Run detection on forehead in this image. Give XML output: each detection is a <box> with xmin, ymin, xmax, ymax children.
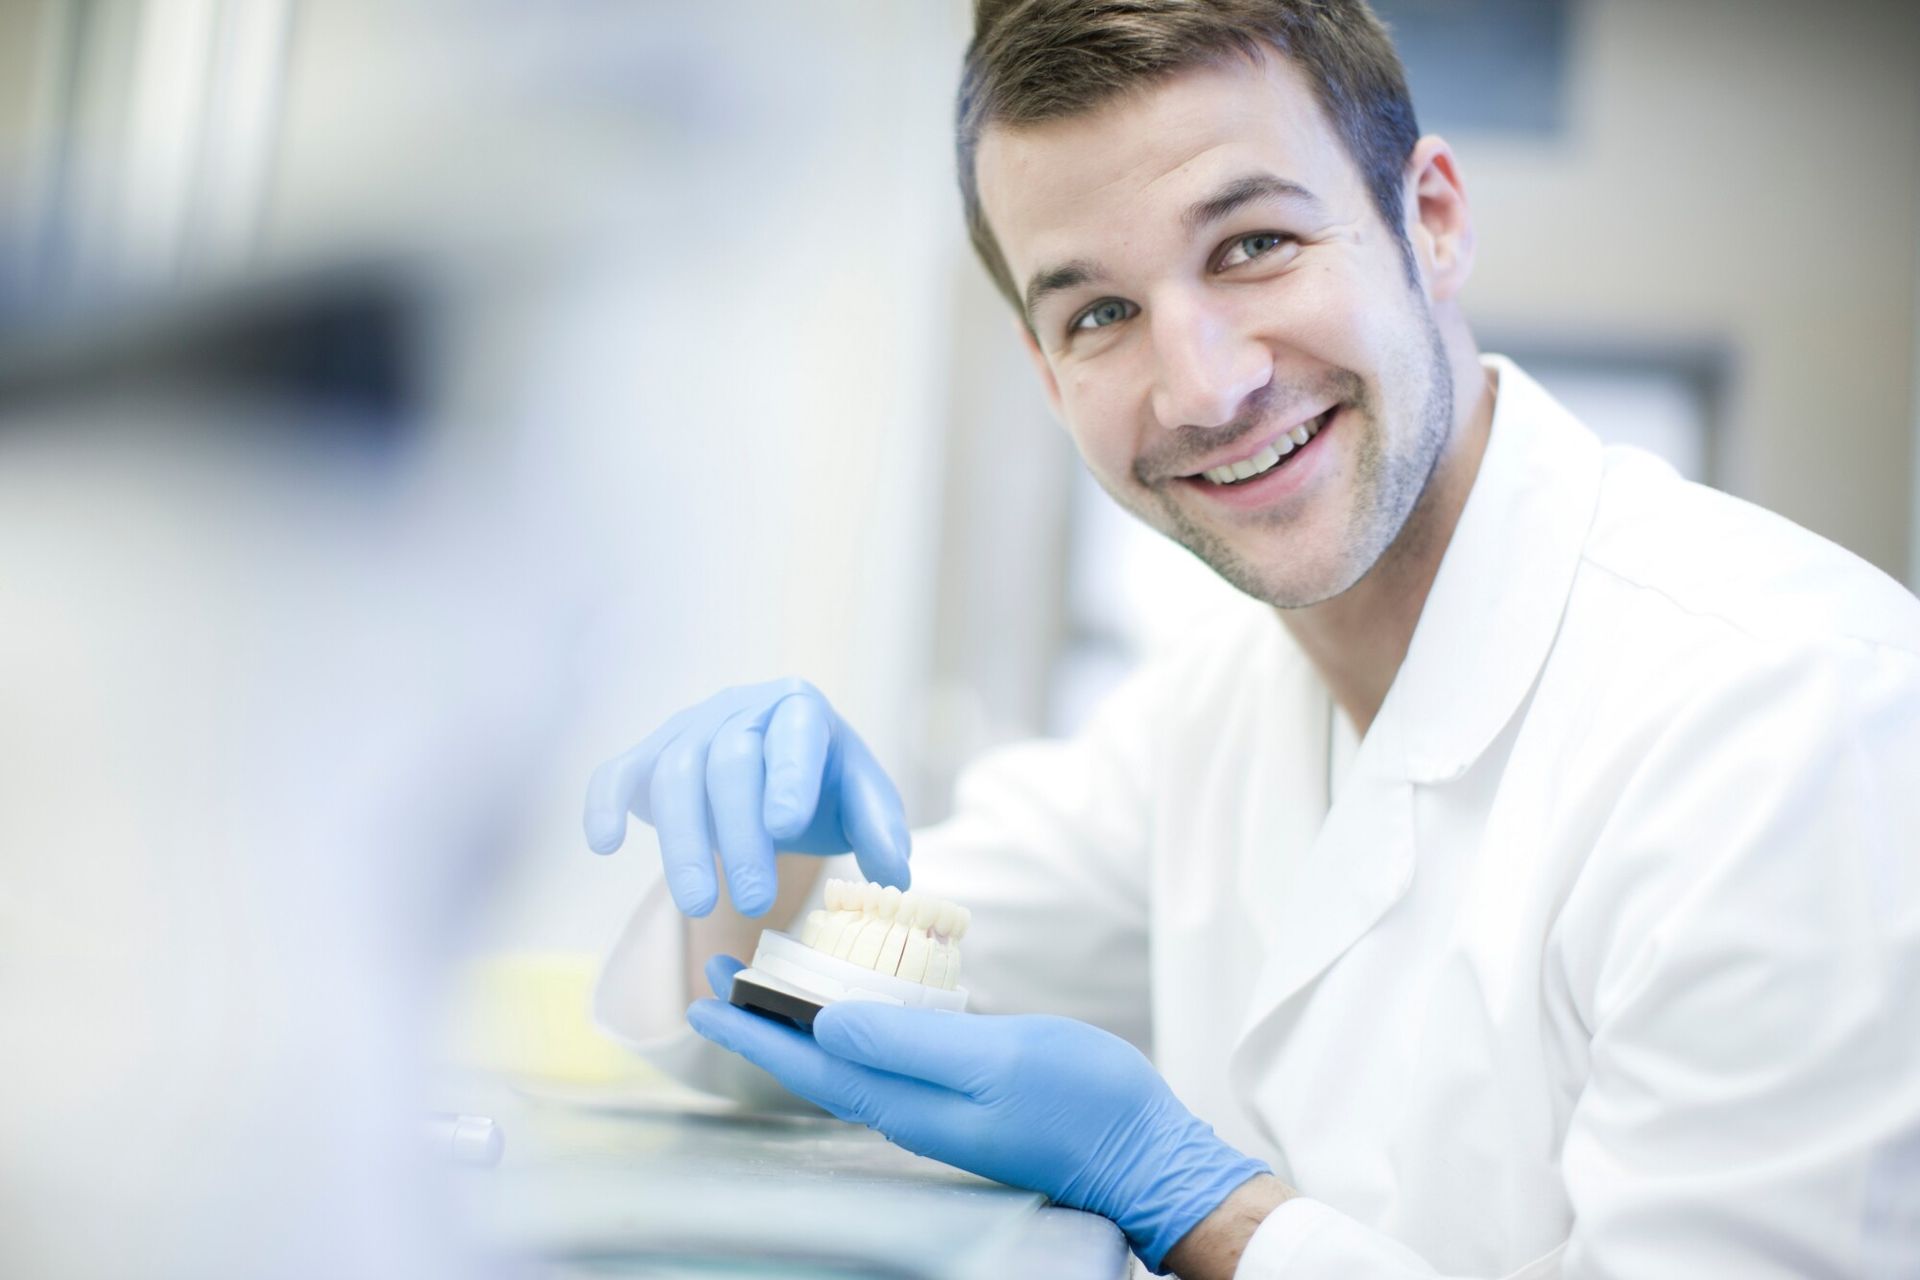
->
<box><xmin>976</xmin><ymin>49</ymin><xmax>1359</xmax><ymax>284</ymax></box>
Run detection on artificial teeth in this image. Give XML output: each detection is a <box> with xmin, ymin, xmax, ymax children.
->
<box><xmin>807</xmin><ymin>878</ymin><xmax>970</xmax><ymax>988</ymax></box>
<box><xmin>922</xmin><ymin>941</ymin><xmax>950</xmax><ymax>989</ymax></box>
<box><xmin>846</xmin><ymin>885</ymin><xmax>900</xmax><ymax>967</ymax></box>
<box><xmin>875</xmin><ymin>892</ymin><xmax>919</xmax><ymax>974</ymax></box>
<box><xmin>896</xmin><ymin>898</ymin><xmax>934</xmax><ymax>982</ymax></box>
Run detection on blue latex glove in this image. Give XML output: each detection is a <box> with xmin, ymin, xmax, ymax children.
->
<box><xmin>690</xmin><ymin>955</ymin><xmax>1270</xmax><ymax>1274</ymax></box>
<box><xmin>582</xmin><ymin>679</ymin><xmax>909</xmax><ymax>917</ymax></box>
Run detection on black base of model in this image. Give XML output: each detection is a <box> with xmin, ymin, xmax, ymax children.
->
<box><xmin>728</xmin><ymin>970</ymin><xmax>825</xmax><ymax>1033</ymax></box>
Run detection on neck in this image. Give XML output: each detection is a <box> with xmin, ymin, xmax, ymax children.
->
<box><xmin>1280</xmin><ymin>341</ymin><xmax>1495</xmax><ymax>739</ymax></box>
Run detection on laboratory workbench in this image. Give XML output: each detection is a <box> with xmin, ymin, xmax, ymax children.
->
<box><xmin>442</xmin><ymin>1075</ymin><xmax>1133</xmax><ymax>1279</ymax></box>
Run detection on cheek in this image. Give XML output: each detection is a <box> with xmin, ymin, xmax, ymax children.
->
<box><xmin>1252</xmin><ymin>259</ymin><xmax>1403</xmax><ymax>369</ymax></box>
<box><xmin>1059</xmin><ymin>369</ymin><xmax>1138</xmax><ymax>481</ymax></box>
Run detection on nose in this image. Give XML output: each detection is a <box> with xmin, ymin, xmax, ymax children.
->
<box><xmin>1147</xmin><ymin>293</ymin><xmax>1272</xmax><ymax>432</ymax></box>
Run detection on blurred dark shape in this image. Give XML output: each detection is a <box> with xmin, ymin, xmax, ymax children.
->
<box><xmin>0</xmin><ymin>265</ymin><xmax>424</xmax><ymax>449</ymax></box>
<box><xmin>1371</xmin><ymin>0</ymin><xmax>1571</xmax><ymax>136</ymax></box>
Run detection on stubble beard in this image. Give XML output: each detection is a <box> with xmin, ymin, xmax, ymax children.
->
<box><xmin>1140</xmin><ymin>312</ymin><xmax>1455</xmax><ymax>611</ymax></box>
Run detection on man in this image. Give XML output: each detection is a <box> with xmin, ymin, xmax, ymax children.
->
<box><xmin>585</xmin><ymin>2</ymin><xmax>1920</xmax><ymax>1275</ymax></box>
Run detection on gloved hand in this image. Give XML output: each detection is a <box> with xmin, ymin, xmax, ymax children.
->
<box><xmin>582</xmin><ymin>679</ymin><xmax>909</xmax><ymax>917</ymax></box>
<box><xmin>690</xmin><ymin>955</ymin><xmax>1270</xmax><ymax>1274</ymax></box>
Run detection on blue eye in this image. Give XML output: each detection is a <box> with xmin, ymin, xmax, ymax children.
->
<box><xmin>1219</xmin><ymin>232</ymin><xmax>1295</xmax><ymax>270</ymax></box>
<box><xmin>1071</xmin><ymin>298</ymin><xmax>1135</xmax><ymax>333</ymax></box>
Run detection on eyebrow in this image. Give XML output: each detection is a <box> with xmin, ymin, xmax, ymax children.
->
<box><xmin>1021</xmin><ymin>172</ymin><xmax>1324</xmax><ymax>327</ymax></box>
<box><xmin>1182</xmin><ymin>171</ymin><xmax>1324</xmax><ymax>236</ymax></box>
<box><xmin>1024</xmin><ymin>259</ymin><xmax>1108</xmax><ymax>328</ymax></box>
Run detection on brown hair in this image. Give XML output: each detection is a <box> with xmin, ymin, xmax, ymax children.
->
<box><xmin>957</xmin><ymin>0</ymin><xmax>1422</xmax><ymax>314</ymax></box>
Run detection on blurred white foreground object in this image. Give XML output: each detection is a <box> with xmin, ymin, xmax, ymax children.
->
<box><xmin>427</xmin><ymin>1114</ymin><xmax>505</xmax><ymax>1168</ymax></box>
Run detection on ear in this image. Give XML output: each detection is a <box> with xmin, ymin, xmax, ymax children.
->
<box><xmin>1402</xmin><ymin>136</ymin><xmax>1476</xmax><ymax>303</ymax></box>
<box><xmin>1013</xmin><ymin>316</ymin><xmax>1066</xmax><ymax>423</ymax></box>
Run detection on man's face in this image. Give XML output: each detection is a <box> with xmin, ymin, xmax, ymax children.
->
<box><xmin>976</xmin><ymin>50</ymin><xmax>1454</xmax><ymax>608</ymax></box>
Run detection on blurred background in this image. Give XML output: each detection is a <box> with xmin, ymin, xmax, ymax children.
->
<box><xmin>0</xmin><ymin>0</ymin><xmax>1914</xmax><ymax>1274</ymax></box>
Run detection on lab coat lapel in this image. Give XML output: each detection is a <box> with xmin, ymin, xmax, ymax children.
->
<box><xmin>1233</xmin><ymin>680</ymin><xmax>1417</xmax><ymax>1051</ymax></box>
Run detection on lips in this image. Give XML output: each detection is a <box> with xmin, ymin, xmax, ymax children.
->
<box><xmin>1173</xmin><ymin>403</ymin><xmax>1340</xmax><ymax>510</ymax></box>
<box><xmin>1167</xmin><ymin>404</ymin><xmax>1336</xmax><ymax>485</ymax></box>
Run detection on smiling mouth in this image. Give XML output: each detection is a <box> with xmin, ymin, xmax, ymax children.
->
<box><xmin>1192</xmin><ymin>406</ymin><xmax>1337</xmax><ymax>487</ymax></box>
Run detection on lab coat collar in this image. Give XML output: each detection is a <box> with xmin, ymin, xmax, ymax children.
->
<box><xmin>1395</xmin><ymin>355</ymin><xmax>1604</xmax><ymax>784</ymax></box>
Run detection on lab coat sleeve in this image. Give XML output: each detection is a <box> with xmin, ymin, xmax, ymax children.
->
<box><xmin>1231</xmin><ymin>641</ymin><xmax>1920</xmax><ymax>1279</ymax></box>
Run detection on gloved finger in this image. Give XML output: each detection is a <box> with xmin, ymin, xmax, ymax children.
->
<box><xmin>581</xmin><ymin>714</ymin><xmax>687</xmax><ymax>854</ymax></box>
<box><xmin>762</xmin><ymin>688</ymin><xmax>831</xmax><ymax>842</ymax></box>
<box><xmin>687</xmin><ymin>998</ymin><xmax>928</xmax><ymax>1124</ymax></box>
<box><xmin>650</xmin><ymin>730</ymin><xmax>720</xmax><ymax>916</ymax></box>
<box><xmin>811</xmin><ymin>1002</ymin><xmax>991</xmax><ymax>1094</ymax></box>
<box><xmin>836</xmin><ymin>738</ymin><xmax>911</xmax><ymax>889</ymax></box>
<box><xmin>704</xmin><ymin>953</ymin><xmax>747</xmax><ymax>1000</ymax></box>
<box><xmin>706</xmin><ymin>710</ymin><xmax>777</xmax><ymax>915</ymax></box>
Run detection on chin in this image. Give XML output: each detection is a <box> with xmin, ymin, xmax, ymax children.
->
<box><xmin>1184</xmin><ymin>534</ymin><xmax>1362</xmax><ymax>610</ymax></box>
<box><xmin>1237</xmin><ymin>565</ymin><xmax>1359</xmax><ymax>611</ymax></box>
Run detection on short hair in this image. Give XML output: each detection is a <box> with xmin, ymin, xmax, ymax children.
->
<box><xmin>956</xmin><ymin>0</ymin><xmax>1422</xmax><ymax>314</ymax></box>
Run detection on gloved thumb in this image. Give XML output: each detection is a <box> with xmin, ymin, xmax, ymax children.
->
<box><xmin>704</xmin><ymin>953</ymin><xmax>747</xmax><ymax>1000</ymax></box>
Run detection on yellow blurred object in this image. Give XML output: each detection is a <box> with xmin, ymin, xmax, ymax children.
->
<box><xmin>443</xmin><ymin>951</ymin><xmax>663</xmax><ymax>1085</ymax></box>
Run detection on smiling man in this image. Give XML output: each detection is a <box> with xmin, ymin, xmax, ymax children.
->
<box><xmin>974</xmin><ymin>24</ymin><xmax>1485</xmax><ymax>737</ymax></box>
<box><xmin>585</xmin><ymin>3</ymin><xmax>1920</xmax><ymax>1277</ymax></box>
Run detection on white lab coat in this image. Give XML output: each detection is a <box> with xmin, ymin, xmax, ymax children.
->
<box><xmin>600</xmin><ymin>357</ymin><xmax>1920</xmax><ymax>1277</ymax></box>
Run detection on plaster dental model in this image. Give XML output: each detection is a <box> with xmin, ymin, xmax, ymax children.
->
<box><xmin>728</xmin><ymin>879</ymin><xmax>971</xmax><ymax>1031</ymax></box>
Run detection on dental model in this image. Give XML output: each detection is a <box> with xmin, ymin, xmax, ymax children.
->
<box><xmin>728</xmin><ymin>879</ymin><xmax>971</xmax><ymax>1032</ymax></box>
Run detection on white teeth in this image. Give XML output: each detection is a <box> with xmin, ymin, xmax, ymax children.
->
<box><xmin>1228</xmin><ymin>444</ymin><xmax>1282</xmax><ymax>482</ymax></box>
<box><xmin>876</xmin><ymin>918</ymin><xmax>913</xmax><ymax>975</ymax></box>
<box><xmin>922</xmin><ymin>942</ymin><xmax>950</xmax><ymax>989</ymax></box>
<box><xmin>846</xmin><ymin>915</ymin><xmax>890</xmax><ymax>968</ymax></box>
<box><xmin>815</xmin><ymin>909</ymin><xmax>854</xmax><ymax>955</ymax></box>
<box><xmin>896</xmin><ymin>924</ymin><xmax>931</xmax><ymax>982</ymax></box>
<box><xmin>923</xmin><ymin>940</ymin><xmax>958</xmax><ymax>990</ymax></box>
<box><xmin>810</xmin><ymin>880</ymin><xmax>966</xmax><ymax>987</ymax></box>
<box><xmin>1196</xmin><ymin>407</ymin><xmax>1338</xmax><ymax>484</ymax></box>
<box><xmin>1201</xmin><ymin>437</ymin><xmax>1292</xmax><ymax>486</ymax></box>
